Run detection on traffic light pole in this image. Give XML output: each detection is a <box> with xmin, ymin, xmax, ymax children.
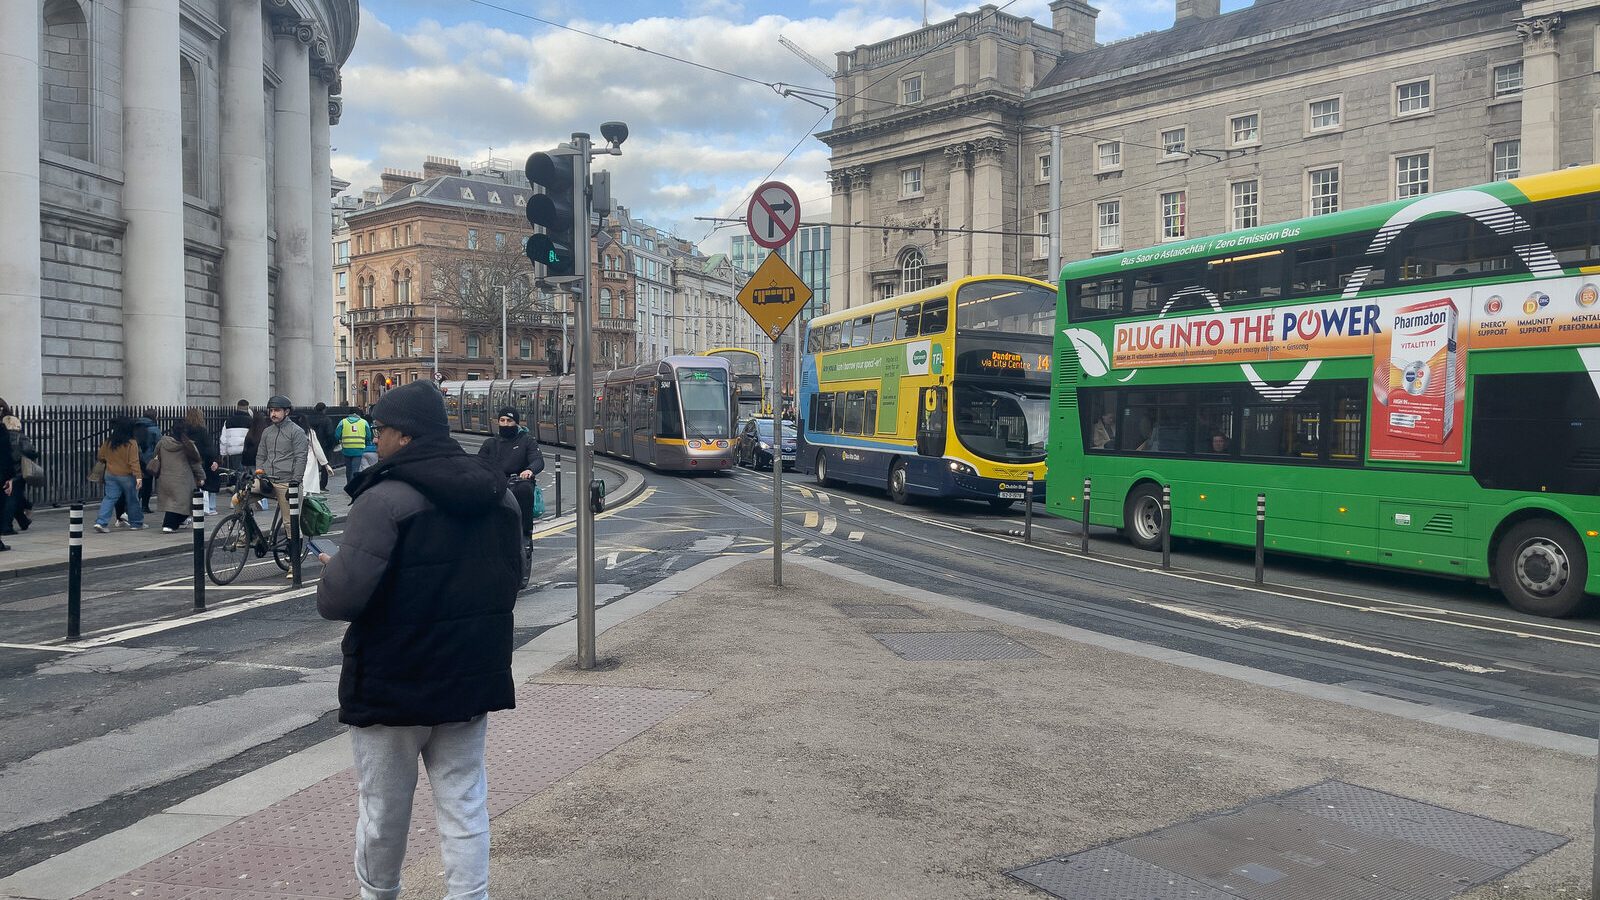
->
<box><xmin>571</xmin><ymin>132</ymin><xmax>597</xmax><ymax>671</ymax></box>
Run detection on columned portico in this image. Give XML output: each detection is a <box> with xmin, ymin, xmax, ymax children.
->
<box><xmin>121</xmin><ymin>0</ymin><xmax>190</xmax><ymax>404</ymax></box>
<box><xmin>272</xmin><ymin>18</ymin><xmax>316</xmax><ymax>404</ymax></box>
<box><xmin>969</xmin><ymin>137</ymin><xmax>1006</xmax><ymax>273</ymax></box>
<box><xmin>846</xmin><ymin>166</ymin><xmax>871</xmax><ymax>308</ymax></box>
<box><xmin>944</xmin><ymin>143</ymin><xmax>973</xmax><ymax>282</ymax></box>
<box><xmin>220</xmin><ymin>0</ymin><xmax>272</xmax><ymax>404</ymax></box>
<box><xmin>1517</xmin><ymin>13</ymin><xmax>1564</xmax><ymax>175</ymax></box>
<box><xmin>0</xmin><ymin>1</ymin><xmax>43</xmax><ymax>404</ymax></box>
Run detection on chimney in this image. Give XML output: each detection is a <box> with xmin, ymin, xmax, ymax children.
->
<box><xmin>379</xmin><ymin>168</ymin><xmax>422</xmax><ymax>197</ymax></box>
<box><xmin>1175</xmin><ymin>0</ymin><xmax>1221</xmax><ymax>23</ymax></box>
<box><xmin>422</xmin><ymin>155</ymin><xmax>462</xmax><ymax>179</ymax></box>
<box><xmin>1049</xmin><ymin>0</ymin><xmax>1098</xmax><ymax>53</ymax></box>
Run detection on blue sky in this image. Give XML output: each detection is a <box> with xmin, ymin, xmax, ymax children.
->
<box><xmin>333</xmin><ymin>1</ymin><xmax>1252</xmax><ymax>254</ymax></box>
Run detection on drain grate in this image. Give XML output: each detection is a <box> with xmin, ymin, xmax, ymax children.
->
<box><xmin>871</xmin><ymin>630</ymin><xmax>1041</xmax><ymax>661</ymax></box>
<box><xmin>1008</xmin><ymin>780</ymin><xmax>1566</xmax><ymax>900</ymax></box>
<box><xmin>836</xmin><ymin>603</ymin><xmax>928</xmax><ymax>619</ymax></box>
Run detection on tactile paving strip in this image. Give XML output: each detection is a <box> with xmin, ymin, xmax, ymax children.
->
<box><xmin>836</xmin><ymin>603</ymin><xmax>928</xmax><ymax>619</ymax></box>
<box><xmin>871</xmin><ymin>630</ymin><xmax>1042</xmax><ymax>661</ymax></box>
<box><xmin>1008</xmin><ymin>780</ymin><xmax>1567</xmax><ymax>900</ymax></box>
<box><xmin>75</xmin><ymin>683</ymin><xmax>702</xmax><ymax>899</ymax></box>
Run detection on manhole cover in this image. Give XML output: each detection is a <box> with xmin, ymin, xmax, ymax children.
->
<box><xmin>1008</xmin><ymin>780</ymin><xmax>1566</xmax><ymax>899</ymax></box>
<box><xmin>871</xmin><ymin>630</ymin><xmax>1041</xmax><ymax>661</ymax></box>
<box><xmin>836</xmin><ymin>603</ymin><xmax>927</xmax><ymax>619</ymax></box>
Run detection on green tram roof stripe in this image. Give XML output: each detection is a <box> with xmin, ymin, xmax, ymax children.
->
<box><xmin>1058</xmin><ymin>179</ymin><xmax>1535</xmax><ymax>283</ymax></box>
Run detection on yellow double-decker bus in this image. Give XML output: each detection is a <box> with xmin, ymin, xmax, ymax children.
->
<box><xmin>797</xmin><ymin>275</ymin><xmax>1054</xmax><ymax>509</ymax></box>
<box><xmin>702</xmin><ymin>347</ymin><xmax>765</xmax><ymax>423</ymax></box>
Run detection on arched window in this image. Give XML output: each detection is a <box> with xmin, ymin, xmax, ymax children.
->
<box><xmin>360</xmin><ymin>275</ymin><xmax>373</xmax><ymax>308</ymax></box>
<box><xmin>599</xmin><ymin>287</ymin><xmax>612</xmax><ymax>318</ymax></box>
<box><xmin>900</xmin><ymin>248</ymin><xmax>925</xmax><ymax>293</ymax></box>
<box><xmin>391</xmin><ymin>270</ymin><xmax>400</xmax><ymax>305</ymax></box>
<box><xmin>398</xmin><ymin>269</ymin><xmax>412</xmax><ymax>303</ymax></box>
<box><xmin>180</xmin><ymin>57</ymin><xmax>200</xmax><ymax>196</ymax></box>
<box><xmin>40</xmin><ymin>0</ymin><xmax>91</xmax><ymax>161</ymax></box>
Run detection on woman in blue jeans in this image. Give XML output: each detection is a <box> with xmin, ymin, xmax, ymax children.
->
<box><xmin>94</xmin><ymin>418</ymin><xmax>146</xmax><ymax>532</ymax></box>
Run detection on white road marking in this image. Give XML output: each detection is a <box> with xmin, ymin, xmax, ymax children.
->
<box><xmin>212</xmin><ymin>659</ymin><xmax>325</xmax><ymax>675</ymax></box>
<box><xmin>66</xmin><ymin>586</ymin><xmax>320</xmax><ymax>649</ymax></box>
<box><xmin>820</xmin><ymin>516</ymin><xmax>837</xmax><ymax>536</ymax></box>
<box><xmin>847</xmin><ymin>531</ymin><xmax>864</xmax><ymax>542</ymax></box>
<box><xmin>797</xmin><ymin>487</ymin><xmax>814</xmax><ymax>499</ymax></box>
<box><xmin>815</xmin><ymin>491</ymin><xmax>831</xmax><ymax>504</ymax></box>
<box><xmin>136</xmin><ymin>577</ymin><xmax>262</xmax><ymax>592</ymax></box>
<box><xmin>0</xmin><ymin>642</ymin><xmax>83</xmax><ymax>654</ymax></box>
<box><xmin>802</xmin><ymin>511</ymin><xmax>819</xmax><ymax>528</ymax></box>
<box><xmin>1126</xmin><ymin>597</ymin><xmax>1504</xmax><ymax>674</ymax></box>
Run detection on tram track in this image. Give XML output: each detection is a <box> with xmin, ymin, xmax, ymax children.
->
<box><xmin>682</xmin><ymin>472</ymin><xmax>1600</xmax><ymax>735</ymax></box>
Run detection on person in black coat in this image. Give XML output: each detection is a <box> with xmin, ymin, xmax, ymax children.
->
<box><xmin>184</xmin><ymin>407</ymin><xmax>220</xmax><ymax>515</ymax></box>
<box><xmin>0</xmin><ymin>401</ymin><xmax>13</xmax><ymax>552</ymax></box>
<box><xmin>476</xmin><ymin>407</ymin><xmax>545</xmax><ymax>537</ymax></box>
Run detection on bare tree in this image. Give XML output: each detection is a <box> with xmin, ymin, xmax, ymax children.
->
<box><xmin>420</xmin><ymin>209</ymin><xmax>562</xmax><ymax>368</ymax></box>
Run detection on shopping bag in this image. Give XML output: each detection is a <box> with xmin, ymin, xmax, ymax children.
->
<box><xmin>300</xmin><ymin>495</ymin><xmax>333</xmax><ymax>537</ymax></box>
<box><xmin>531</xmin><ymin>483</ymin><xmax>546</xmax><ymax>519</ymax></box>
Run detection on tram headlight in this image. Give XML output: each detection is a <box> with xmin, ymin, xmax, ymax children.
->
<box><xmin>688</xmin><ymin>439</ymin><xmax>703</xmax><ymax>449</ymax></box>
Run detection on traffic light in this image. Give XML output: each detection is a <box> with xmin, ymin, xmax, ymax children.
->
<box><xmin>524</xmin><ymin>150</ymin><xmax>577</xmax><ymax>278</ymax></box>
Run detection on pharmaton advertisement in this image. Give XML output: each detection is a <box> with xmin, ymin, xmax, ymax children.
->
<box><xmin>1370</xmin><ymin>296</ymin><xmax>1465</xmax><ymax>463</ymax></box>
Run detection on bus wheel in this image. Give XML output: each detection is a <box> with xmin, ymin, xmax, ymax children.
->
<box><xmin>1123</xmin><ymin>484</ymin><xmax>1164</xmax><ymax>552</ymax></box>
<box><xmin>888</xmin><ymin>460</ymin><xmax>912</xmax><ymax>505</ymax></box>
<box><xmin>1495</xmin><ymin>519</ymin><xmax>1589</xmax><ymax>617</ymax></box>
<box><xmin>815</xmin><ymin>452</ymin><xmax>833</xmax><ymax>487</ymax></box>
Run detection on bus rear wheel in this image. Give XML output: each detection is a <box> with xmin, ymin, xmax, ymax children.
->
<box><xmin>814</xmin><ymin>452</ymin><xmax>834</xmax><ymax>487</ymax></box>
<box><xmin>1495</xmin><ymin>518</ymin><xmax>1589</xmax><ymax>617</ymax></box>
<box><xmin>1123</xmin><ymin>484</ymin><xmax>1164</xmax><ymax>552</ymax></box>
<box><xmin>888</xmin><ymin>460</ymin><xmax>912</xmax><ymax>505</ymax></box>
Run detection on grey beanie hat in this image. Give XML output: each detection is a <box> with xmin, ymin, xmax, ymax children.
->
<box><xmin>370</xmin><ymin>381</ymin><xmax>449</xmax><ymax>438</ymax></box>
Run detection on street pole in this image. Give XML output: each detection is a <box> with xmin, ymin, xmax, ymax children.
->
<box><xmin>772</xmin><ymin>320</ymin><xmax>787</xmax><ymax>586</ymax></box>
<box><xmin>1048</xmin><ymin>125</ymin><xmax>1061</xmax><ymax>279</ymax></box>
<box><xmin>561</xmin><ymin>288</ymin><xmax>570</xmax><ymax>376</ymax></box>
<box><xmin>572</xmin><ymin>132</ymin><xmax>597</xmax><ymax>670</ymax></box>
<box><xmin>500</xmin><ymin>284</ymin><xmax>508</xmax><ymax>380</ymax></box>
<box><xmin>432</xmin><ymin>300</ymin><xmax>439</xmax><ymax>379</ymax></box>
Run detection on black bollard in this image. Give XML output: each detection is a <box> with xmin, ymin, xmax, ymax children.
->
<box><xmin>1023</xmin><ymin>473</ymin><xmax>1034</xmax><ymax>544</ymax></box>
<box><xmin>554</xmin><ymin>454</ymin><xmax>562</xmax><ymax>517</ymax></box>
<box><xmin>1080</xmin><ymin>478</ymin><xmax>1091</xmax><ymax>554</ymax></box>
<box><xmin>289</xmin><ymin>481</ymin><xmax>302</xmax><ymax>588</ymax></box>
<box><xmin>67</xmin><ymin>504</ymin><xmax>83</xmax><ymax>639</ymax></box>
<box><xmin>1255</xmin><ymin>492</ymin><xmax>1267</xmax><ymax>585</ymax></box>
<box><xmin>191</xmin><ymin>490</ymin><xmax>206</xmax><ymax>611</ymax></box>
<box><xmin>1161</xmin><ymin>483</ymin><xmax>1172</xmax><ymax>570</ymax></box>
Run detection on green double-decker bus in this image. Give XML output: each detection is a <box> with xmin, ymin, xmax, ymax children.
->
<box><xmin>1047</xmin><ymin>165</ymin><xmax>1600</xmax><ymax>617</ymax></box>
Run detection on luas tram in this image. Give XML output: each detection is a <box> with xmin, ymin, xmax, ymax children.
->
<box><xmin>440</xmin><ymin>356</ymin><xmax>735</xmax><ymax>472</ymax></box>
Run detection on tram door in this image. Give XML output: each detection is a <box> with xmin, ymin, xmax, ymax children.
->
<box><xmin>917</xmin><ymin>386</ymin><xmax>946</xmax><ymax>457</ymax></box>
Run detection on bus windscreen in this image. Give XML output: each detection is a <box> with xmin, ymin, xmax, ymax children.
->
<box><xmin>955</xmin><ymin>281</ymin><xmax>1056</xmax><ymax>335</ymax></box>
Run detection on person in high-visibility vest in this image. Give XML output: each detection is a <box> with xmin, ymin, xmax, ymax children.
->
<box><xmin>335</xmin><ymin>410</ymin><xmax>370</xmax><ymax>483</ymax></box>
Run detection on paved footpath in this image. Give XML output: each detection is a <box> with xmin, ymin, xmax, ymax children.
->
<box><xmin>1</xmin><ymin>554</ymin><xmax>1594</xmax><ymax>899</ymax></box>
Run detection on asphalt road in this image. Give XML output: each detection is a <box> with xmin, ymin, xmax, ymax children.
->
<box><xmin>1</xmin><ymin>452</ymin><xmax>1597</xmax><ymax>879</ymax></box>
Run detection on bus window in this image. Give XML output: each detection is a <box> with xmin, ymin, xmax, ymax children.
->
<box><xmin>1207</xmin><ymin>250</ymin><xmax>1284</xmax><ymax>305</ymax></box>
<box><xmin>898</xmin><ymin>304</ymin><xmax>921</xmax><ymax>339</ymax></box>
<box><xmin>920</xmin><ymin>298</ymin><xmax>948</xmax><ymax>335</ymax></box>
<box><xmin>1472</xmin><ymin>372</ymin><xmax>1600</xmax><ymax>493</ymax></box>
<box><xmin>1531</xmin><ymin>193</ymin><xmax>1600</xmax><ymax>268</ymax></box>
<box><xmin>843</xmin><ymin>391</ymin><xmax>866</xmax><ymax>434</ymax></box>
<box><xmin>823</xmin><ymin>323</ymin><xmax>842</xmax><ymax>351</ymax></box>
<box><xmin>1083</xmin><ymin>392</ymin><xmax>1120</xmax><ymax>450</ymax></box>
<box><xmin>1122</xmin><ymin>391</ymin><xmax>1192</xmax><ymax>453</ymax></box>
<box><xmin>1131</xmin><ymin>262</ymin><xmax>1206</xmax><ymax>315</ymax></box>
<box><xmin>837</xmin><ymin>321</ymin><xmax>853</xmax><ymax>349</ymax></box>
<box><xmin>1289</xmin><ymin>238</ymin><xmax>1383</xmax><ymax>298</ymax></box>
<box><xmin>1070</xmin><ymin>277</ymin><xmax>1124</xmax><ymax>321</ymax></box>
<box><xmin>1195</xmin><ymin>395</ymin><xmax>1235</xmax><ymax>455</ymax></box>
<box><xmin>953</xmin><ymin>383</ymin><xmax>1049</xmax><ymax>462</ymax></box>
<box><xmin>871</xmin><ymin>310</ymin><xmax>895</xmax><ymax>344</ymax></box>
<box><xmin>807</xmin><ymin>326</ymin><xmax>823</xmax><ymax>354</ymax></box>
<box><xmin>1393</xmin><ymin>216</ymin><xmax>1518</xmax><ymax>285</ymax></box>
<box><xmin>811</xmin><ymin>393</ymin><xmax>835</xmax><ymax>432</ymax></box>
<box><xmin>852</xmin><ymin>316</ymin><xmax>873</xmax><ymax>347</ymax></box>
<box><xmin>864</xmin><ymin>390</ymin><xmax>878</xmax><ymax>432</ymax></box>
<box><xmin>956</xmin><ymin>281</ymin><xmax>1055</xmax><ymax>334</ymax></box>
<box><xmin>1242</xmin><ymin>398</ymin><xmax>1321</xmax><ymax>460</ymax></box>
<box><xmin>1329</xmin><ymin>384</ymin><xmax>1365</xmax><ymax>461</ymax></box>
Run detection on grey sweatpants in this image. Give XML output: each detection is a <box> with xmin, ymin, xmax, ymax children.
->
<box><xmin>349</xmin><ymin>715</ymin><xmax>490</xmax><ymax>900</ymax></box>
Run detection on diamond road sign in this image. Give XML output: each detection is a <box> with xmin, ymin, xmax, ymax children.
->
<box><xmin>737</xmin><ymin>252</ymin><xmax>813</xmax><ymax>341</ymax></box>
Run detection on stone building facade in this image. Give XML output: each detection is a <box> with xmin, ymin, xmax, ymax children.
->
<box><xmin>1</xmin><ymin>0</ymin><xmax>359</xmax><ymax>405</ymax></box>
<box><xmin>820</xmin><ymin>0</ymin><xmax>1600</xmax><ymax>310</ymax></box>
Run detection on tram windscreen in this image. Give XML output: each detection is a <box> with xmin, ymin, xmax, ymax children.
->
<box><xmin>952</xmin><ymin>383</ymin><xmax>1049</xmax><ymax>463</ymax></box>
<box><xmin>678</xmin><ymin>368</ymin><xmax>731</xmax><ymax>440</ymax></box>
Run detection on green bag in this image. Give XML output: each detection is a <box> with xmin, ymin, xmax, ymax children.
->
<box><xmin>531</xmin><ymin>483</ymin><xmax>545</xmax><ymax>519</ymax></box>
<box><xmin>300</xmin><ymin>495</ymin><xmax>333</xmax><ymax>537</ymax></box>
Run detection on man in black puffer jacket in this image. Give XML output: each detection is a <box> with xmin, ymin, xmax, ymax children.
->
<box><xmin>316</xmin><ymin>380</ymin><xmax>520</xmax><ymax>900</ymax></box>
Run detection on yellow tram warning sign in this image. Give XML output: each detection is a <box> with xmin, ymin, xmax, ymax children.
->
<box><xmin>737</xmin><ymin>252</ymin><xmax>813</xmax><ymax>341</ymax></box>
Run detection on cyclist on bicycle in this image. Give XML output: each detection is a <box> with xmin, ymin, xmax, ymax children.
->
<box><xmin>255</xmin><ymin>395</ymin><xmax>307</xmax><ymax>524</ymax></box>
<box><xmin>477</xmin><ymin>407</ymin><xmax>544</xmax><ymax>538</ymax></box>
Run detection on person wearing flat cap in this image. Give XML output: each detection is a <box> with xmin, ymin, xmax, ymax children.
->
<box><xmin>476</xmin><ymin>406</ymin><xmax>545</xmax><ymax>541</ymax></box>
<box><xmin>316</xmin><ymin>380</ymin><xmax>521</xmax><ymax>900</ymax></box>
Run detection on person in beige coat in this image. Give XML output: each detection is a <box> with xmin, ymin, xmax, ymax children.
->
<box><xmin>153</xmin><ymin>422</ymin><xmax>205</xmax><ymax>533</ymax></box>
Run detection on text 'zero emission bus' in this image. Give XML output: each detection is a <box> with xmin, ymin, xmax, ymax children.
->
<box><xmin>1049</xmin><ymin>165</ymin><xmax>1600</xmax><ymax>617</ymax></box>
<box><xmin>798</xmin><ymin>275</ymin><xmax>1055</xmax><ymax>508</ymax></box>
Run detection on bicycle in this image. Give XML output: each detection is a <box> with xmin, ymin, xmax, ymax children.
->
<box><xmin>205</xmin><ymin>469</ymin><xmax>300</xmax><ymax>584</ymax></box>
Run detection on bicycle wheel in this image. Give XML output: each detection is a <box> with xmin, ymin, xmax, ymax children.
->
<box><xmin>270</xmin><ymin>518</ymin><xmax>293</xmax><ymax>572</ymax></box>
<box><xmin>206</xmin><ymin>513</ymin><xmax>251</xmax><ymax>585</ymax></box>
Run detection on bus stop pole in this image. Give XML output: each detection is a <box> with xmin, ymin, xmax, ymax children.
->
<box><xmin>1161</xmin><ymin>483</ymin><xmax>1172</xmax><ymax>570</ymax></box>
<box><xmin>192</xmin><ymin>490</ymin><xmax>206</xmax><ymax>611</ymax></box>
<box><xmin>1080</xmin><ymin>478</ymin><xmax>1091</xmax><ymax>555</ymax></box>
<box><xmin>67</xmin><ymin>504</ymin><xmax>83</xmax><ymax>639</ymax></box>
<box><xmin>1255</xmin><ymin>493</ymin><xmax>1267</xmax><ymax>585</ymax></box>
<box><xmin>772</xmin><ymin>323</ymin><xmax>786</xmax><ymax>587</ymax></box>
